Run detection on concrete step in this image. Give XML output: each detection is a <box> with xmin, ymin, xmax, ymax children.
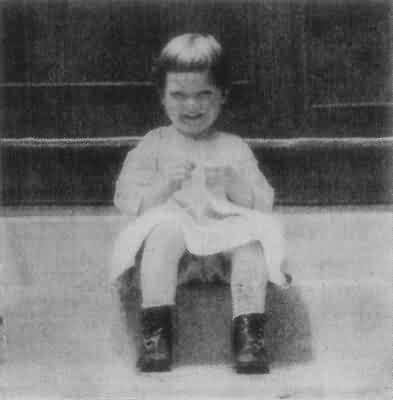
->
<box><xmin>1</xmin><ymin>206</ymin><xmax>390</xmax><ymax>283</ymax></box>
<box><xmin>116</xmin><ymin>273</ymin><xmax>390</xmax><ymax>366</ymax></box>
<box><xmin>3</xmin><ymin>281</ymin><xmax>390</xmax><ymax>399</ymax></box>
<box><xmin>0</xmin><ymin>206</ymin><xmax>391</xmax><ymax>399</ymax></box>
<box><xmin>2</xmin><ymin>140</ymin><xmax>392</xmax><ymax>205</ymax></box>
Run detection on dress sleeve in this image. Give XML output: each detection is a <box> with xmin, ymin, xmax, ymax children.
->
<box><xmin>235</xmin><ymin>141</ymin><xmax>275</xmax><ymax>212</ymax></box>
<box><xmin>113</xmin><ymin>130</ymin><xmax>161</xmax><ymax>216</ymax></box>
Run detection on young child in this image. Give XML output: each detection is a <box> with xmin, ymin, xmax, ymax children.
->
<box><xmin>112</xmin><ymin>33</ymin><xmax>290</xmax><ymax>373</ymax></box>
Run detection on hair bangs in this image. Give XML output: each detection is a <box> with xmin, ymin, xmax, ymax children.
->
<box><xmin>161</xmin><ymin>33</ymin><xmax>221</xmax><ymax>70</ymax></box>
<box><xmin>153</xmin><ymin>33</ymin><xmax>231</xmax><ymax>92</ymax></box>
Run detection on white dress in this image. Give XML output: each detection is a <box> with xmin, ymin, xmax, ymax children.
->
<box><xmin>111</xmin><ymin>126</ymin><xmax>287</xmax><ymax>286</ymax></box>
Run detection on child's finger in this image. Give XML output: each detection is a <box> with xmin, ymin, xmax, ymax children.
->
<box><xmin>184</xmin><ymin>161</ymin><xmax>196</xmax><ymax>171</ymax></box>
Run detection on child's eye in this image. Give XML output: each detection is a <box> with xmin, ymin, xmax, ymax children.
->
<box><xmin>197</xmin><ymin>91</ymin><xmax>213</xmax><ymax>100</ymax></box>
<box><xmin>171</xmin><ymin>92</ymin><xmax>186</xmax><ymax>101</ymax></box>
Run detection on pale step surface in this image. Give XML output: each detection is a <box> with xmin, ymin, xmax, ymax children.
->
<box><xmin>0</xmin><ymin>207</ymin><xmax>391</xmax><ymax>399</ymax></box>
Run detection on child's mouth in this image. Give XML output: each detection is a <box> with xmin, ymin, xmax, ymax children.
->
<box><xmin>183</xmin><ymin>114</ymin><xmax>203</xmax><ymax>121</ymax></box>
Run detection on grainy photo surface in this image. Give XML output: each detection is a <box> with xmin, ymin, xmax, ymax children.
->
<box><xmin>0</xmin><ymin>1</ymin><xmax>392</xmax><ymax>399</ymax></box>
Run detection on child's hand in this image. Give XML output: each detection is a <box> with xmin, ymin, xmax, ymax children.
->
<box><xmin>162</xmin><ymin>160</ymin><xmax>195</xmax><ymax>189</ymax></box>
<box><xmin>204</xmin><ymin>165</ymin><xmax>237</xmax><ymax>188</ymax></box>
<box><xmin>205</xmin><ymin>165</ymin><xmax>254</xmax><ymax>208</ymax></box>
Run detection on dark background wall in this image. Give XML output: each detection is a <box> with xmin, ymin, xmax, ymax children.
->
<box><xmin>0</xmin><ymin>0</ymin><xmax>392</xmax><ymax>205</ymax></box>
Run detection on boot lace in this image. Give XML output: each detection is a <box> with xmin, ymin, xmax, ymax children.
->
<box><xmin>143</xmin><ymin>328</ymin><xmax>163</xmax><ymax>352</ymax></box>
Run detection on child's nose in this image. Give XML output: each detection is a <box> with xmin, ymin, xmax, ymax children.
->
<box><xmin>184</xmin><ymin>97</ymin><xmax>200</xmax><ymax>111</ymax></box>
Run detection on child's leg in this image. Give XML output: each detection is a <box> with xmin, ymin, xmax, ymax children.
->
<box><xmin>140</xmin><ymin>222</ymin><xmax>186</xmax><ymax>308</ymax></box>
<box><xmin>229</xmin><ymin>241</ymin><xmax>270</xmax><ymax>374</ymax></box>
<box><xmin>229</xmin><ymin>241</ymin><xmax>268</xmax><ymax>318</ymax></box>
<box><xmin>138</xmin><ymin>222</ymin><xmax>186</xmax><ymax>372</ymax></box>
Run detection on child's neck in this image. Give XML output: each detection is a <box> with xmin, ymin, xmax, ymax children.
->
<box><xmin>175</xmin><ymin>126</ymin><xmax>218</xmax><ymax>141</ymax></box>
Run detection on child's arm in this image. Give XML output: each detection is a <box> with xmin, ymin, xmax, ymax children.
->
<box><xmin>242</xmin><ymin>163</ymin><xmax>275</xmax><ymax>212</ymax></box>
<box><xmin>228</xmin><ymin>140</ymin><xmax>275</xmax><ymax>212</ymax></box>
<box><xmin>114</xmin><ymin>131</ymin><xmax>194</xmax><ymax>216</ymax></box>
<box><xmin>114</xmin><ymin>131</ymin><xmax>170</xmax><ymax>216</ymax></box>
<box><xmin>205</xmin><ymin>161</ymin><xmax>274</xmax><ymax>211</ymax></box>
<box><xmin>224</xmin><ymin>168</ymin><xmax>256</xmax><ymax>209</ymax></box>
<box><xmin>140</xmin><ymin>160</ymin><xmax>195</xmax><ymax>212</ymax></box>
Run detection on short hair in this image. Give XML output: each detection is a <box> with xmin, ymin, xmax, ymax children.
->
<box><xmin>152</xmin><ymin>33</ymin><xmax>231</xmax><ymax>93</ymax></box>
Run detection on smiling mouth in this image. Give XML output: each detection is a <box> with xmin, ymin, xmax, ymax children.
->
<box><xmin>183</xmin><ymin>114</ymin><xmax>203</xmax><ymax>120</ymax></box>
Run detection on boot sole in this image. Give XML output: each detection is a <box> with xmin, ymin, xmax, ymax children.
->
<box><xmin>235</xmin><ymin>362</ymin><xmax>270</xmax><ymax>374</ymax></box>
<box><xmin>138</xmin><ymin>359</ymin><xmax>172</xmax><ymax>372</ymax></box>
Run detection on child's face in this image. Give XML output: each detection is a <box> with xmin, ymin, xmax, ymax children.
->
<box><xmin>162</xmin><ymin>70</ymin><xmax>226</xmax><ymax>138</ymax></box>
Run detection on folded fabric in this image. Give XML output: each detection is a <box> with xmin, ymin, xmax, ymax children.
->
<box><xmin>111</xmin><ymin>166</ymin><xmax>287</xmax><ymax>287</ymax></box>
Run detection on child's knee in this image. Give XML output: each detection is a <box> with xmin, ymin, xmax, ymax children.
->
<box><xmin>231</xmin><ymin>241</ymin><xmax>264</xmax><ymax>265</ymax></box>
<box><xmin>142</xmin><ymin>222</ymin><xmax>186</xmax><ymax>268</ymax></box>
<box><xmin>145</xmin><ymin>222</ymin><xmax>185</xmax><ymax>249</ymax></box>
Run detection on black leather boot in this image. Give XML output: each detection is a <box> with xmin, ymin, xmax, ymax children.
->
<box><xmin>137</xmin><ymin>305</ymin><xmax>173</xmax><ymax>372</ymax></box>
<box><xmin>232</xmin><ymin>313</ymin><xmax>269</xmax><ymax>374</ymax></box>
